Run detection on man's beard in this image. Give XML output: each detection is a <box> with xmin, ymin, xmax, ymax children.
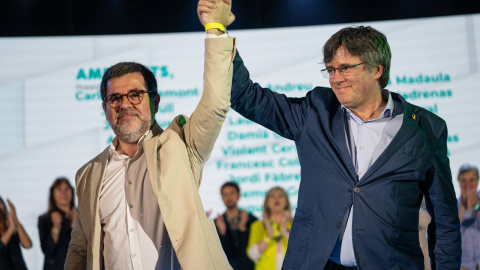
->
<box><xmin>226</xmin><ymin>203</ymin><xmax>238</xmax><ymax>210</ymax></box>
<box><xmin>109</xmin><ymin>108</ymin><xmax>152</xmax><ymax>144</ymax></box>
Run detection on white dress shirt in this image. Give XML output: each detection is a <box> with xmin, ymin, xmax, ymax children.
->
<box><xmin>330</xmin><ymin>91</ymin><xmax>403</xmax><ymax>266</ymax></box>
<box><xmin>99</xmin><ymin>132</ymin><xmax>181</xmax><ymax>270</ymax></box>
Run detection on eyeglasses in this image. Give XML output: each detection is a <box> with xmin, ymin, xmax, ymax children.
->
<box><xmin>103</xmin><ymin>90</ymin><xmax>155</xmax><ymax>108</ymax></box>
<box><xmin>321</xmin><ymin>63</ymin><xmax>365</xmax><ymax>79</ymax></box>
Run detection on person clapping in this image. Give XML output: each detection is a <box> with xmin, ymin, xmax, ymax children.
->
<box><xmin>247</xmin><ymin>187</ymin><xmax>292</xmax><ymax>270</ymax></box>
<box><xmin>0</xmin><ymin>196</ymin><xmax>32</xmax><ymax>270</ymax></box>
<box><xmin>38</xmin><ymin>177</ymin><xmax>75</xmax><ymax>270</ymax></box>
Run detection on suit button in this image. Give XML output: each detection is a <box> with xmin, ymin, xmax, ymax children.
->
<box><xmin>336</xmin><ymin>222</ymin><xmax>341</xmax><ymax>228</ymax></box>
<box><xmin>354</xmin><ymin>187</ymin><xmax>361</xmax><ymax>193</ymax></box>
<box><xmin>129</xmin><ymin>204</ymin><xmax>133</xmax><ymax>208</ymax></box>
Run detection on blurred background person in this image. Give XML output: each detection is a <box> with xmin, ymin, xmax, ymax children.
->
<box><xmin>0</xmin><ymin>196</ymin><xmax>32</xmax><ymax>270</ymax></box>
<box><xmin>457</xmin><ymin>164</ymin><xmax>480</xmax><ymax>270</ymax></box>
<box><xmin>215</xmin><ymin>181</ymin><xmax>257</xmax><ymax>270</ymax></box>
<box><xmin>247</xmin><ymin>187</ymin><xmax>292</xmax><ymax>270</ymax></box>
<box><xmin>418</xmin><ymin>199</ymin><xmax>431</xmax><ymax>270</ymax></box>
<box><xmin>38</xmin><ymin>177</ymin><xmax>75</xmax><ymax>270</ymax></box>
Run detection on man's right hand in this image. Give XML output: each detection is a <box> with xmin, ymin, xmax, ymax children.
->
<box><xmin>215</xmin><ymin>215</ymin><xmax>227</xmax><ymax>236</ymax></box>
<box><xmin>197</xmin><ymin>0</ymin><xmax>235</xmax><ymax>30</ymax></box>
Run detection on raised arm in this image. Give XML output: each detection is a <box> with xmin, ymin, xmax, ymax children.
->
<box><xmin>183</xmin><ymin>0</ymin><xmax>236</xmax><ymax>169</ymax></box>
<box><xmin>230</xmin><ymin>52</ymin><xmax>314</xmax><ymax>140</ymax></box>
<box><xmin>197</xmin><ymin>1</ymin><xmax>313</xmax><ymax>141</ymax></box>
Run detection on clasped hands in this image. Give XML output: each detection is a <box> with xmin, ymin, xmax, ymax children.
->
<box><xmin>197</xmin><ymin>0</ymin><xmax>235</xmax><ymax>34</ymax></box>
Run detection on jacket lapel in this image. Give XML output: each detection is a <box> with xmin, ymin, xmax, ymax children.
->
<box><xmin>331</xmin><ymin>106</ymin><xmax>358</xmax><ymax>184</ymax></box>
<box><xmin>143</xmin><ymin>123</ymin><xmax>163</xmax><ymax>198</ymax></box>
<box><xmin>90</xmin><ymin>146</ymin><xmax>109</xmax><ymax>269</ymax></box>
<box><xmin>91</xmin><ymin>147</ymin><xmax>110</xmax><ymax>220</ymax></box>
<box><xmin>359</xmin><ymin>101</ymin><xmax>420</xmax><ymax>184</ymax></box>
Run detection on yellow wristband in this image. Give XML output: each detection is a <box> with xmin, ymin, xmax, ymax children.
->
<box><xmin>263</xmin><ymin>236</ymin><xmax>271</xmax><ymax>243</ymax></box>
<box><xmin>205</xmin><ymin>23</ymin><xmax>226</xmax><ymax>33</ymax></box>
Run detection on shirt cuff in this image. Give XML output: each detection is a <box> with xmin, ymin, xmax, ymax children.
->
<box><xmin>247</xmin><ymin>243</ymin><xmax>262</xmax><ymax>262</ymax></box>
<box><xmin>206</xmin><ymin>33</ymin><xmax>229</xmax><ymax>39</ymax></box>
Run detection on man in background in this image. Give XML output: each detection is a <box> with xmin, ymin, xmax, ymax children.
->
<box><xmin>458</xmin><ymin>164</ymin><xmax>480</xmax><ymax>270</ymax></box>
<box><xmin>216</xmin><ymin>181</ymin><xmax>257</xmax><ymax>270</ymax></box>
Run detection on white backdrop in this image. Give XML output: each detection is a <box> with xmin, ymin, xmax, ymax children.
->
<box><xmin>0</xmin><ymin>14</ymin><xmax>479</xmax><ymax>268</ymax></box>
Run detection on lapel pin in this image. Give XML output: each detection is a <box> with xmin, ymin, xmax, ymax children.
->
<box><xmin>412</xmin><ymin>114</ymin><xmax>416</xmax><ymax>120</ymax></box>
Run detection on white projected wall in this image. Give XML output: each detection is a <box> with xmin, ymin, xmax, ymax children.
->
<box><xmin>0</xmin><ymin>14</ymin><xmax>479</xmax><ymax>268</ymax></box>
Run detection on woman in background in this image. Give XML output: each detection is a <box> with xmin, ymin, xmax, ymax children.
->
<box><xmin>0</xmin><ymin>196</ymin><xmax>32</xmax><ymax>270</ymax></box>
<box><xmin>247</xmin><ymin>187</ymin><xmax>293</xmax><ymax>270</ymax></box>
<box><xmin>38</xmin><ymin>177</ymin><xmax>75</xmax><ymax>270</ymax></box>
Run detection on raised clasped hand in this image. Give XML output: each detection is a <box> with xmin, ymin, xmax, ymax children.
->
<box><xmin>197</xmin><ymin>0</ymin><xmax>235</xmax><ymax>27</ymax></box>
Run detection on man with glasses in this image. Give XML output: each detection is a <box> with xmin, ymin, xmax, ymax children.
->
<box><xmin>65</xmin><ymin>2</ymin><xmax>235</xmax><ymax>268</ymax></box>
<box><xmin>198</xmin><ymin>1</ymin><xmax>460</xmax><ymax>268</ymax></box>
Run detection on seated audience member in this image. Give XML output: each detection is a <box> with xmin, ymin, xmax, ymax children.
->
<box><xmin>458</xmin><ymin>164</ymin><xmax>480</xmax><ymax>270</ymax></box>
<box><xmin>215</xmin><ymin>181</ymin><xmax>257</xmax><ymax>270</ymax></box>
<box><xmin>38</xmin><ymin>177</ymin><xmax>75</xmax><ymax>270</ymax></box>
<box><xmin>0</xmin><ymin>196</ymin><xmax>32</xmax><ymax>270</ymax></box>
<box><xmin>247</xmin><ymin>187</ymin><xmax>292</xmax><ymax>270</ymax></box>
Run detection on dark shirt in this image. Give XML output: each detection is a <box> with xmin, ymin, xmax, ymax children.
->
<box><xmin>0</xmin><ymin>231</ymin><xmax>28</xmax><ymax>270</ymax></box>
<box><xmin>216</xmin><ymin>212</ymin><xmax>257</xmax><ymax>270</ymax></box>
<box><xmin>38</xmin><ymin>210</ymin><xmax>72</xmax><ymax>270</ymax></box>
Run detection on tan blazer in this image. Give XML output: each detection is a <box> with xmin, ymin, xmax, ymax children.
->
<box><xmin>65</xmin><ymin>38</ymin><xmax>236</xmax><ymax>270</ymax></box>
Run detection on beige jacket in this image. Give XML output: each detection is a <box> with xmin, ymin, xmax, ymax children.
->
<box><xmin>65</xmin><ymin>38</ymin><xmax>236</xmax><ymax>270</ymax></box>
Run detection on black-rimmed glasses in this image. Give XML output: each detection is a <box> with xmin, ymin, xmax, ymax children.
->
<box><xmin>321</xmin><ymin>63</ymin><xmax>365</xmax><ymax>79</ymax></box>
<box><xmin>103</xmin><ymin>90</ymin><xmax>155</xmax><ymax>108</ymax></box>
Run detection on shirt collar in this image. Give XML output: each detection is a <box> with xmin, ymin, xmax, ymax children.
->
<box><xmin>342</xmin><ymin>90</ymin><xmax>394</xmax><ymax>123</ymax></box>
<box><xmin>108</xmin><ymin>129</ymin><xmax>151</xmax><ymax>158</ymax></box>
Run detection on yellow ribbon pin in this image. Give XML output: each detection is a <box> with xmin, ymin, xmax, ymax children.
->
<box><xmin>412</xmin><ymin>114</ymin><xmax>416</xmax><ymax>120</ymax></box>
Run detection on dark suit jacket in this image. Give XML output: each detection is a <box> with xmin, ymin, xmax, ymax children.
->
<box><xmin>215</xmin><ymin>212</ymin><xmax>257</xmax><ymax>270</ymax></box>
<box><xmin>38</xmin><ymin>211</ymin><xmax>72</xmax><ymax>270</ymax></box>
<box><xmin>230</xmin><ymin>51</ymin><xmax>461</xmax><ymax>270</ymax></box>
<box><xmin>0</xmin><ymin>232</ymin><xmax>27</xmax><ymax>270</ymax></box>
